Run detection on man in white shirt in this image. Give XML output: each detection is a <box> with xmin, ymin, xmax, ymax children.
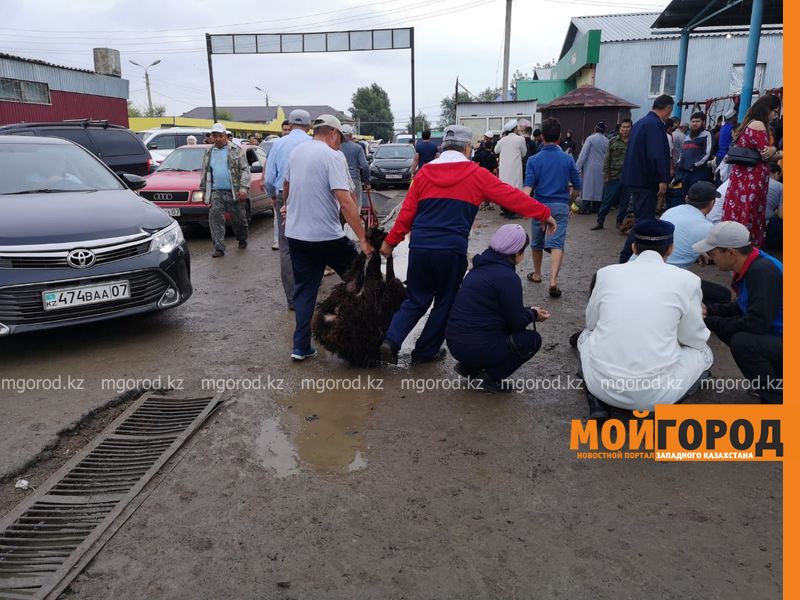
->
<box><xmin>494</xmin><ymin>119</ymin><xmax>528</xmax><ymax>218</ymax></box>
<box><xmin>578</xmin><ymin>219</ymin><xmax>713</xmax><ymax>418</ymax></box>
<box><xmin>283</xmin><ymin>114</ymin><xmax>374</xmax><ymax>361</ymax></box>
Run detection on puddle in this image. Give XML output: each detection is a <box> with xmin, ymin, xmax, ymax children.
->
<box><xmin>254</xmin><ymin>417</ymin><xmax>300</xmax><ymax>478</ymax></box>
<box><xmin>280</xmin><ymin>385</ymin><xmax>378</xmax><ymax>474</ymax></box>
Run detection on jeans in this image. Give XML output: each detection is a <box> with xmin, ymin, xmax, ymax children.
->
<box><xmin>385</xmin><ymin>248</ymin><xmax>468</xmax><ymax>360</ymax></box>
<box><xmin>597</xmin><ymin>179</ymin><xmax>626</xmax><ymax>226</ymax></box>
<box><xmin>276</xmin><ymin>193</ymin><xmax>295</xmax><ymax>307</ymax></box>
<box><xmin>619</xmin><ymin>186</ymin><xmax>659</xmax><ymax>263</ymax></box>
<box><xmin>287</xmin><ymin>236</ymin><xmax>357</xmax><ymax>352</ymax></box>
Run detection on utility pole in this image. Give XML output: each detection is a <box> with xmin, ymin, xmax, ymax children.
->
<box><xmin>454</xmin><ymin>76</ymin><xmax>459</xmax><ymax>126</ymax></box>
<box><xmin>501</xmin><ymin>0</ymin><xmax>513</xmax><ymax>101</ymax></box>
<box><xmin>129</xmin><ymin>59</ymin><xmax>161</xmax><ymax>114</ymax></box>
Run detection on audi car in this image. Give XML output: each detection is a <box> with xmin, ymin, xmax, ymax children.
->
<box><xmin>0</xmin><ymin>135</ymin><xmax>192</xmax><ymax>337</ymax></box>
<box><xmin>140</xmin><ymin>144</ymin><xmax>271</xmax><ymax>227</ymax></box>
<box><xmin>369</xmin><ymin>143</ymin><xmax>414</xmax><ymax>189</ymax></box>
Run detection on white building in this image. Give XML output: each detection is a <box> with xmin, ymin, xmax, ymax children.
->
<box><xmin>455</xmin><ymin>100</ymin><xmax>538</xmax><ymax>142</ymax></box>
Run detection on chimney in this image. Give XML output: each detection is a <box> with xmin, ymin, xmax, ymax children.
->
<box><xmin>93</xmin><ymin>48</ymin><xmax>121</xmax><ymax>77</ymax></box>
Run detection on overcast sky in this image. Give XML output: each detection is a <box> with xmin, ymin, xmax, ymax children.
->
<box><xmin>6</xmin><ymin>0</ymin><xmax>669</xmax><ymax>127</ymax></box>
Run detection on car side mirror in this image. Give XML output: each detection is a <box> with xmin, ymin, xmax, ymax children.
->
<box><xmin>122</xmin><ymin>173</ymin><xmax>147</xmax><ymax>191</ymax></box>
<box><xmin>250</xmin><ymin>164</ymin><xmax>263</xmax><ymax>174</ymax></box>
<box><xmin>147</xmin><ymin>142</ymin><xmax>158</xmax><ymax>150</ymax></box>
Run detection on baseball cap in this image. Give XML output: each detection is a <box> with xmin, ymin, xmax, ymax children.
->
<box><xmin>341</xmin><ymin>124</ymin><xmax>354</xmax><ymax>135</ymax></box>
<box><xmin>211</xmin><ymin>122</ymin><xmax>226</xmax><ymax>133</ymax></box>
<box><xmin>313</xmin><ymin>114</ymin><xmax>344</xmax><ymax>134</ymax></box>
<box><xmin>484</xmin><ymin>130</ymin><xmax>493</xmax><ymax>138</ymax></box>
<box><xmin>724</xmin><ymin>108</ymin><xmax>737</xmax><ymax>120</ymax></box>
<box><xmin>692</xmin><ymin>221</ymin><xmax>751</xmax><ymax>253</ymax></box>
<box><xmin>288</xmin><ymin>109</ymin><xmax>311</xmax><ymax>125</ymax></box>
<box><xmin>687</xmin><ymin>181</ymin><xmax>721</xmax><ymax>207</ymax></box>
<box><xmin>442</xmin><ymin>125</ymin><xmax>473</xmax><ymax>144</ymax></box>
<box><xmin>503</xmin><ymin>119</ymin><xmax>518</xmax><ymax>132</ymax></box>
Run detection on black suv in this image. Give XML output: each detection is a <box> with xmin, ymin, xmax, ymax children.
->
<box><xmin>0</xmin><ymin>120</ymin><xmax>152</xmax><ymax>176</ymax></box>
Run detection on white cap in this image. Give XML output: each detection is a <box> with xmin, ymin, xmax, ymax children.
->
<box><xmin>341</xmin><ymin>124</ymin><xmax>354</xmax><ymax>136</ymax></box>
<box><xmin>484</xmin><ymin>130</ymin><xmax>493</xmax><ymax>138</ymax></box>
<box><xmin>692</xmin><ymin>221</ymin><xmax>752</xmax><ymax>253</ymax></box>
<box><xmin>503</xmin><ymin>119</ymin><xmax>518</xmax><ymax>132</ymax></box>
<box><xmin>211</xmin><ymin>122</ymin><xmax>226</xmax><ymax>133</ymax></box>
<box><xmin>724</xmin><ymin>108</ymin><xmax>737</xmax><ymax>120</ymax></box>
<box><xmin>313</xmin><ymin>114</ymin><xmax>344</xmax><ymax>134</ymax></box>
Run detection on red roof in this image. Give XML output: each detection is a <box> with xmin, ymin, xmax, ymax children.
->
<box><xmin>540</xmin><ymin>85</ymin><xmax>639</xmax><ymax>110</ymax></box>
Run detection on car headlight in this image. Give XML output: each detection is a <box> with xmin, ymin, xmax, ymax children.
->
<box><xmin>191</xmin><ymin>191</ymin><xmax>204</xmax><ymax>203</ymax></box>
<box><xmin>150</xmin><ymin>221</ymin><xmax>184</xmax><ymax>254</ymax></box>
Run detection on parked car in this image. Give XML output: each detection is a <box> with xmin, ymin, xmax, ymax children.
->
<box><xmin>0</xmin><ymin>135</ymin><xmax>192</xmax><ymax>337</ymax></box>
<box><xmin>138</xmin><ymin>127</ymin><xmax>210</xmax><ymax>167</ymax></box>
<box><xmin>0</xmin><ymin>120</ymin><xmax>152</xmax><ymax>176</ymax></box>
<box><xmin>139</xmin><ymin>144</ymin><xmax>272</xmax><ymax>227</ymax></box>
<box><xmin>369</xmin><ymin>144</ymin><xmax>415</xmax><ymax>189</ymax></box>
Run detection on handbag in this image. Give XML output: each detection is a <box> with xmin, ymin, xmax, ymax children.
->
<box><xmin>725</xmin><ymin>146</ymin><xmax>762</xmax><ymax>167</ymax></box>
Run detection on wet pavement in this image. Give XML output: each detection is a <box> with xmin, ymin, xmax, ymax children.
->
<box><xmin>0</xmin><ymin>194</ymin><xmax>782</xmax><ymax>598</ymax></box>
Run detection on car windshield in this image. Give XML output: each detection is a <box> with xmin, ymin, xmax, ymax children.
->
<box><xmin>374</xmin><ymin>146</ymin><xmax>415</xmax><ymax>159</ymax></box>
<box><xmin>0</xmin><ymin>141</ymin><xmax>125</xmax><ymax>195</ymax></box>
<box><xmin>156</xmin><ymin>146</ymin><xmax>206</xmax><ymax>172</ymax></box>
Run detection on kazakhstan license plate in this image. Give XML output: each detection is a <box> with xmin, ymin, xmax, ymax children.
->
<box><xmin>165</xmin><ymin>208</ymin><xmax>181</xmax><ymax>217</ymax></box>
<box><xmin>385</xmin><ymin>174</ymin><xmax>402</xmax><ymax>179</ymax></box>
<box><xmin>42</xmin><ymin>281</ymin><xmax>131</xmax><ymax>311</ymax></box>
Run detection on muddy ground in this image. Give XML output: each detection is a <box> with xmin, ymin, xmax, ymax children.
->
<box><xmin>0</xmin><ymin>192</ymin><xmax>781</xmax><ymax>599</ymax></box>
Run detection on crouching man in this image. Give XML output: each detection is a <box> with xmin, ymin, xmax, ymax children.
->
<box><xmin>577</xmin><ymin>219</ymin><xmax>714</xmax><ymax>418</ymax></box>
<box><xmin>693</xmin><ymin>221</ymin><xmax>783</xmax><ymax>403</ymax></box>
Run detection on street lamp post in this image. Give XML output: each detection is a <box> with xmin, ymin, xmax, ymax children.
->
<box><xmin>129</xmin><ymin>59</ymin><xmax>161</xmax><ymax>114</ymax></box>
<box><xmin>255</xmin><ymin>86</ymin><xmax>269</xmax><ymax>108</ymax></box>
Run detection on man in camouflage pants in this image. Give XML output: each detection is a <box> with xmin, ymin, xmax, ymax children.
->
<box><xmin>199</xmin><ymin>122</ymin><xmax>251</xmax><ymax>257</ymax></box>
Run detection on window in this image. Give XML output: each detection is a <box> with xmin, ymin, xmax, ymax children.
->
<box><xmin>729</xmin><ymin>63</ymin><xmax>766</xmax><ymax>94</ymax></box>
<box><xmin>93</xmin><ymin>129</ymin><xmax>147</xmax><ymax>157</ymax></box>
<box><xmin>0</xmin><ymin>78</ymin><xmax>51</xmax><ymax>104</ymax></box>
<box><xmin>649</xmin><ymin>66</ymin><xmax>677</xmax><ymax>97</ymax></box>
<box><xmin>148</xmin><ymin>134</ymin><xmax>178</xmax><ymax>150</ymax></box>
<box><xmin>44</xmin><ymin>129</ymin><xmax>93</xmax><ymax>150</ymax></box>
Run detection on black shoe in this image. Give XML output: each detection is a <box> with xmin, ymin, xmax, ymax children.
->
<box><xmin>379</xmin><ymin>340</ymin><xmax>399</xmax><ymax>365</ymax></box>
<box><xmin>238</xmin><ymin>240</ymin><xmax>248</xmax><ymax>249</ymax></box>
<box><xmin>475</xmin><ymin>370</ymin><xmax>510</xmax><ymax>394</ymax></box>
<box><xmin>568</xmin><ymin>331</ymin><xmax>581</xmax><ymax>347</ymax></box>
<box><xmin>586</xmin><ymin>390</ymin><xmax>610</xmax><ymax>420</ymax></box>
<box><xmin>212</xmin><ymin>249</ymin><xmax>224</xmax><ymax>258</ymax></box>
<box><xmin>454</xmin><ymin>362</ymin><xmax>480</xmax><ymax>378</ymax></box>
<box><xmin>411</xmin><ymin>348</ymin><xmax>447</xmax><ymax>365</ymax></box>
<box><xmin>590</xmin><ymin>223</ymin><xmax>604</xmax><ymax>231</ymax></box>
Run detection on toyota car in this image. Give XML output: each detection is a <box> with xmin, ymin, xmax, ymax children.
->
<box><xmin>0</xmin><ymin>135</ymin><xmax>192</xmax><ymax>337</ymax></box>
<box><xmin>369</xmin><ymin>143</ymin><xmax>414</xmax><ymax>189</ymax></box>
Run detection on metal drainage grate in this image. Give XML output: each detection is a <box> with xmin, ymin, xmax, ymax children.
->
<box><xmin>0</xmin><ymin>393</ymin><xmax>222</xmax><ymax>600</ymax></box>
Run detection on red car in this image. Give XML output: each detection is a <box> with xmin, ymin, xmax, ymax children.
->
<box><xmin>139</xmin><ymin>144</ymin><xmax>272</xmax><ymax>227</ymax></box>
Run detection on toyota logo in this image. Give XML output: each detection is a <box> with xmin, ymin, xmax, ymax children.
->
<box><xmin>153</xmin><ymin>192</ymin><xmax>173</xmax><ymax>201</ymax></box>
<box><xmin>66</xmin><ymin>249</ymin><xmax>96</xmax><ymax>269</ymax></box>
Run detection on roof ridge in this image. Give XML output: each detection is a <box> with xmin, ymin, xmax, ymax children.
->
<box><xmin>572</xmin><ymin>11</ymin><xmax>660</xmax><ymax>20</ymax></box>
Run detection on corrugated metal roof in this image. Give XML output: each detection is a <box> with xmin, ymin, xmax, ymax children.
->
<box><xmin>181</xmin><ymin>105</ymin><xmax>351</xmax><ymax>123</ymax></box>
<box><xmin>0</xmin><ymin>53</ymin><xmax>94</xmax><ymax>74</ymax></box>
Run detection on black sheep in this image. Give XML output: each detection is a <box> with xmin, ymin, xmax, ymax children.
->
<box><xmin>312</xmin><ymin>228</ymin><xmax>407</xmax><ymax>367</ymax></box>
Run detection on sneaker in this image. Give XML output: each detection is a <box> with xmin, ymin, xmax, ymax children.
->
<box><xmin>411</xmin><ymin>348</ymin><xmax>447</xmax><ymax>365</ymax></box>
<box><xmin>379</xmin><ymin>340</ymin><xmax>399</xmax><ymax>365</ymax></box>
<box><xmin>590</xmin><ymin>223</ymin><xmax>604</xmax><ymax>231</ymax></box>
<box><xmin>291</xmin><ymin>347</ymin><xmax>317</xmax><ymax>361</ymax></box>
<box><xmin>271</xmin><ymin>243</ymin><xmax>279</xmax><ymax>251</ymax></box>
<box><xmin>238</xmin><ymin>240</ymin><xmax>248</xmax><ymax>249</ymax></box>
<box><xmin>212</xmin><ymin>249</ymin><xmax>224</xmax><ymax>258</ymax></box>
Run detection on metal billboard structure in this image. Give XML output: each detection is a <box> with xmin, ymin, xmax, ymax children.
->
<box><xmin>205</xmin><ymin>27</ymin><xmax>415</xmax><ymax>138</ymax></box>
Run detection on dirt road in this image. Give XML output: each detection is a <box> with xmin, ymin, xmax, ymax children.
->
<box><xmin>0</xmin><ymin>198</ymin><xmax>781</xmax><ymax>599</ymax></box>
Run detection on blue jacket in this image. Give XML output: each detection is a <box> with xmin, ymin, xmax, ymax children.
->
<box><xmin>716</xmin><ymin>122</ymin><xmax>735</xmax><ymax>162</ymax></box>
<box><xmin>446</xmin><ymin>248</ymin><xmax>536</xmax><ymax>344</ymax></box>
<box><xmin>621</xmin><ymin>111</ymin><xmax>671</xmax><ymax>189</ymax></box>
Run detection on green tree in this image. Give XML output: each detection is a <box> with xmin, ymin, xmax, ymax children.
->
<box><xmin>216</xmin><ymin>109</ymin><xmax>233</xmax><ymax>121</ymax></box>
<box><xmin>476</xmin><ymin>87</ymin><xmax>502</xmax><ymax>102</ymax></box>
<box><xmin>145</xmin><ymin>104</ymin><xmax>167</xmax><ymax>117</ymax></box>
<box><xmin>349</xmin><ymin>83</ymin><xmax>394</xmax><ymax>142</ymax></box>
<box><xmin>438</xmin><ymin>91</ymin><xmax>472</xmax><ymax>128</ymax></box>
<box><xmin>127</xmin><ymin>100</ymin><xmax>142</xmax><ymax>117</ymax></box>
<box><xmin>406</xmin><ymin>111</ymin><xmax>431</xmax><ymax>134</ymax></box>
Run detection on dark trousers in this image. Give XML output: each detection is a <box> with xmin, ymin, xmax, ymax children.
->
<box><xmin>287</xmin><ymin>236</ymin><xmax>357</xmax><ymax>351</ymax></box>
<box><xmin>678</xmin><ymin>165</ymin><xmax>712</xmax><ymax>194</ymax></box>
<box><xmin>701</xmin><ymin>280</ymin><xmax>732</xmax><ymax>306</ymax></box>
<box><xmin>726</xmin><ymin>331</ymin><xmax>783</xmax><ymax>404</ymax></box>
<box><xmin>447</xmin><ymin>330</ymin><xmax>542</xmax><ymax>381</ymax></box>
<box><xmin>385</xmin><ymin>248</ymin><xmax>467</xmax><ymax>359</ymax></box>
<box><xmin>619</xmin><ymin>186</ymin><xmax>658</xmax><ymax>263</ymax></box>
<box><xmin>597</xmin><ymin>179</ymin><xmax>626</xmax><ymax>226</ymax></box>
<box><xmin>764</xmin><ymin>218</ymin><xmax>783</xmax><ymax>251</ymax></box>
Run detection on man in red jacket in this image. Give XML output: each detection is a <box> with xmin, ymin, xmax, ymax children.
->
<box><xmin>379</xmin><ymin>125</ymin><xmax>556</xmax><ymax>364</ymax></box>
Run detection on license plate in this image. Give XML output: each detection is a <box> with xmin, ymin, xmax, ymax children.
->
<box><xmin>385</xmin><ymin>174</ymin><xmax>402</xmax><ymax>179</ymax></box>
<box><xmin>42</xmin><ymin>281</ymin><xmax>131</xmax><ymax>311</ymax></box>
<box><xmin>165</xmin><ymin>208</ymin><xmax>181</xmax><ymax>217</ymax></box>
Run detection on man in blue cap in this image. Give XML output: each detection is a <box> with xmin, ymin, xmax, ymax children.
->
<box><xmin>577</xmin><ymin>219</ymin><xmax>713</xmax><ymax>418</ymax></box>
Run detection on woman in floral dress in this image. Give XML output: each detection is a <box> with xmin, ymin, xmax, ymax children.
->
<box><xmin>722</xmin><ymin>94</ymin><xmax>782</xmax><ymax>247</ymax></box>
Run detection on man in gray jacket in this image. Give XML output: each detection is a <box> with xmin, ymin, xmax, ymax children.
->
<box><xmin>199</xmin><ymin>122</ymin><xmax>251</xmax><ymax>257</ymax></box>
<box><xmin>340</xmin><ymin>124</ymin><xmax>370</xmax><ymax>206</ymax></box>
